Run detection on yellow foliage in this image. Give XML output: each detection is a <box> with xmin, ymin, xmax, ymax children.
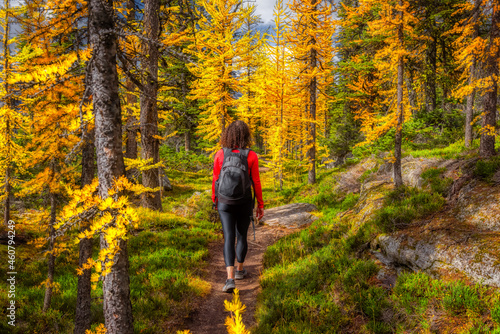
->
<box><xmin>38</xmin><ymin>279</ymin><xmax>61</xmax><ymax>294</ymax></box>
<box><xmin>187</xmin><ymin>0</ymin><xmax>260</xmax><ymax>150</ymax></box>
<box><xmin>224</xmin><ymin>289</ymin><xmax>250</xmax><ymax>334</ymax></box>
<box><xmin>342</xmin><ymin>0</ymin><xmax>419</xmax><ymax>147</ymax></box>
<box><xmin>85</xmin><ymin>324</ymin><xmax>107</xmax><ymax>334</ymax></box>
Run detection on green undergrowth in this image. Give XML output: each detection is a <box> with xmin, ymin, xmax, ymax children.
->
<box><xmin>0</xmin><ymin>169</ymin><xmax>217</xmax><ymax>334</ymax></box>
<box><xmin>255</xmin><ymin>193</ymin><xmax>395</xmax><ymax>333</ymax></box>
<box><xmin>404</xmin><ymin>139</ymin><xmax>479</xmax><ymax>160</ymax></box>
<box><xmin>392</xmin><ymin>272</ymin><xmax>500</xmax><ymax>332</ymax></box>
<box><xmin>255</xmin><ymin>162</ymin><xmax>500</xmax><ymax>333</ymax></box>
<box><xmin>421</xmin><ymin>167</ymin><xmax>454</xmax><ymax>197</ymax></box>
<box><xmin>262</xmin><ymin>168</ymin><xmax>358</xmax><ymax>211</ymax></box>
<box><xmin>372</xmin><ymin>186</ymin><xmax>445</xmax><ymax>233</ymax></box>
<box><xmin>474</xmin><ymin>156</ymin><xmax>500</xmax><ymax>184</ymax></box>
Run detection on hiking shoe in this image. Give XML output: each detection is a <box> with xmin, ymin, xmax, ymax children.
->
<box><xmin>235</xmin><ymin>268</ymin><xmax>247</xmax><ymax>280</ymax></box>
<box><xmin>222</xmin><ymin>279</ymin><xmax>235</xmax><ymax>293</ymax></box>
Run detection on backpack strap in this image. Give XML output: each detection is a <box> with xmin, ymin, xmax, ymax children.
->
<box><xmin>222</xmin><ymin>147</ymin><xmax>232</xmax><ymax>160</ymax></box>
<box><xmin>240</xmin><ymin>149</ymin><xmax>256</xmax><ymax>210</ymax></box>
<box><xmin>239</xmin><ymin>148</ymin><xmax>250</xmax><ymax>157</ymax></box>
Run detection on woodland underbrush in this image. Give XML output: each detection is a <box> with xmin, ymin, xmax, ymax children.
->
<box><xmin>0</xmin><ymin>167</ymin><xmax>218</xmax><ymax>334</ymax></box>
<box><xmin>254</xmin><ymin>153</ymin><xmax>500</xmax><ymax>333</ymax></box>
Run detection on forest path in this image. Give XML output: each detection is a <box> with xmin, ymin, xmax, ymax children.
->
<box><xmin>186</xmin><ymin>222</ymin><xmax>292</xmax><ymax>333</ymax></box>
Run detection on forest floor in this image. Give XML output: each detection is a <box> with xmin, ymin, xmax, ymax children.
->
<box><xmin>186</xmin><ymin>222</ymin><xmax>293</xmax><ymax>333</ymax></box>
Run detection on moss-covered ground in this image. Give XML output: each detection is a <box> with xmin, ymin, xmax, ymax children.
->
<box><xmin>254</xmin><ymin>152</ymin><xmax>500</xmax><ymax>333</ymax></box>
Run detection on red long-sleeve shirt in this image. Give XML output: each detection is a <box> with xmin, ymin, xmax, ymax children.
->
<box><xmin>212</xmin><ymin>148</ymin><xmax>264</xmax><ymax>209</ymax></box>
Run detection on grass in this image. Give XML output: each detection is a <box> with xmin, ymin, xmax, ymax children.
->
<box><xmin>421</xmin><ymin>166</ymin><xmax>454</xmax><ymax>197</ymax></box>
<box><xmin>474</xmin><ymin>156</ymin><xmax>500</xmax><ymax>183</ymax></box>
<box><xmin>391</xmin><ymin>272</ymin><xmax>499</xmax><ymax>332</ymax></box>
<box><xmin>4</xmin><ymin>144</ymin><xmax>500</xmax><ymax>333</ymax></box>
<box><xmin>372</xmin><ymin>186</ymin><xmax>445</xmax><ymax>233</ymax></box>
<box><xmin>255</xmin><ymin>160</ymin><xmax>500</xmax><ymax>333</ymax></box>
<box><xmin>255</xmin><ymin>180</ymin><xmax>394</xmax><ymax>333</ymax></box>
<box><xmin>0</xmin><ymin>167</ymin><xmax>218</xmax><ymax>334</ymax></box>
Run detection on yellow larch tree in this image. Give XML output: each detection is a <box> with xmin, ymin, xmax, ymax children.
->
<box><xmin>344</xmin><ymin>0</ymin><xmax>422</xmax><ymax>187</ymax></box>
<box><xmin>287</xmin><ymin>0</ymin><xmax>335</xmax><ymax>184</ymax></box>
<box><xmin>450</xmin><ymin>0</ymin><xmax>499</xmax><ymax>156</ymax></box>
<box><xmin>448</xmin><ymin>0</ymin><xmax>482</xmax><ymax>147</ymax></box>
<box><xmin>187</xmin><ymin>0</ymin><xmax>259</xmax><ymax>151</ymax></box>
<box><xmin>261</xmin><ymin>0</ymin><xmax>298</xmax><ymax>190</ymax></box>
<box><xmin>235</xmin><ymin>2</ymin><xmax>265</xmax><ymax>134</ymax></box>
<box><xmin>0</xmin><ymin>0</ymin><xmax>26</xmax><ymax>225</ymax></box>
<box><xmin>11</xmin><ymin>0</ymin><xmax>90</xmax><ymax>312</ymax></box>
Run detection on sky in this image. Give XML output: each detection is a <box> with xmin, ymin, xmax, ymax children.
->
<box><xmin>252</xmin><ymin>0</ymin><xmax>280</xmax><ymax>25</ymax></box>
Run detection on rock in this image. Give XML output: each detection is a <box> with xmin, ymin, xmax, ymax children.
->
<box><xmin>160</xmin><ymin>169</ymin><xmax>173</xmax><ymax>192</ymax></box>
<box><xmin>261</xmin><ymin>203</ymin><xmax>318</xmax><ymax>229</ymax></box>
<box><xmin>334</xmin><ymin>156</ymin><xmax>379</xmax><ymax>194</ymax></box>
<box><xmin>341</xmin><ymin>180</ymin><xmax>392</xmax><ymax>233</ymax></box>
<box><xmin>172</xmin><ymin>190</ymin><xmax>210</xmax><ymax>217</ymax></box>
<box><xmin>376</xmin><ymin>227</ymin><xmax>500</xmax><ymax>287</ymax></box>
<box><xmin>375</xmin><ymin>182</ymin><xmax>500</xmax><ymax>287</ymax></box>
<box><xmin>493</xmin><ymin>170</ymin><xmax>500</xmax><ymax>184</ymax></box>
<box><xmin>375</xmin><ymin>157</ymin><xmax>470</xmax><ymax>189</ymax></box>
<box><xmin>455</xmin><ymin>180</ymin><xmax>500</xmax><ymax>231</ymax></box>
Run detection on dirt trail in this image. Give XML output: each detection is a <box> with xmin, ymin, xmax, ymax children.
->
<box><xmin>186</xmin><ymin>223</ymin><xmax>292</xmax><ymax>333</ymax></box>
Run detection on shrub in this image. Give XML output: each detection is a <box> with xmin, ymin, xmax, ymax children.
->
<box><xmin>491</xmin><ymin>300</ymin><xmax>500</xmax><ymax>325</ymax></box>
<box><xmin>442</xmin><ymin>281</ymin><xmax>483</xmax><ymax>315</ymax></box>
<box><xmin>421</xmin><ymin>167</ymin><xmax>453</xmax><ymax>197</ymax></box>
<box><xmin>374</xmin><ymin>187</ymin><xmax>445</xmax><ymax>232</ymax></box>
<box><xmin>474</xmin><ymin>156</ymin><xmax>500</xmax><ymax>183</ymax></box>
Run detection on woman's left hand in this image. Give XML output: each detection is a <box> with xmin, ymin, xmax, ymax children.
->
<box><xmin>256</xmin><ymin>207</ymin><xmax>264</xmax><ymax>220</ymax></box>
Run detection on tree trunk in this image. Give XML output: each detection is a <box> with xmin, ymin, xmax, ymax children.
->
<box><xmin>394</xmin><ymin>1</ymin><xmax>404</xmax><ymax>188</ymax></box>
<box><xmin>406</xmin><ymin>69</ymin><xmax>417</xmax><ymax>115</ymax></box>
<box><xmin>181</xmin><ymin>72</ymin><xmax>191</xmax><ymax>152</ymax></box>
<box><xmin>465</xmin><ymin>0</ymin><xmax>481</xmax><ymax>148</ymax></box>
<box><xmin>4</xmin><ymin>166</ymin><xmax>10</xmax><ymax>225</ymax></box>
<box><xmin>88</xmin><ymin>0</ymin><xmax>134</xmax><ymax>332</ymax></box>
<box><xmin>184</xmin><ymin>130</ymin><xmax>191</xmax><ymax>152</ymax></box>
<box><xmin>74</xmin><ymin>129</ymin><xmax>95</xmax><ymax>334</ymax></box>
<box><xmin>307</xmin><ymin>0</ymin><xmax>317</xmax><ymax>185</ymax></box>
<box><xmin>3</xmin><ymin>0</ymin><xmax>10</xmax><ymax>226</ymax></box>
<box><xmin>43</xmin><ymin>189</ymin><xmax>56</xmax><ymax>312</ymax></box>
<box><xmin>124</xmin><ymin>0</ymin><xmax>138</xmax><ymax>181</ymax></box>
<box><xmin>480</xmin><ymin>3</ymin><xmax>499</xmax><ymax>158</ymax></box>
<box><xmin>140</xmin><ymin>0</ymin><xmax>162</xmax><ymax>210</ymax></box>
<box><xmin>465</xmin><ymin>58</ymin><xmax>476</xmax><ymax>147</ymax></box>
<box><xmin>425</xmin><ymin>35</ymin><xmax>437</xmax><ymax>112</ymax></box>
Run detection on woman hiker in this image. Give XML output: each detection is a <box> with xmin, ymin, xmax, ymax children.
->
<box><xmin>212</xmin><ymin>120</ymin><xmax>265</xmax><ymax>293</ymax></box>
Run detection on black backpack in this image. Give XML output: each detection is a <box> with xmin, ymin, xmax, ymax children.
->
<box><xmin>215</xmin><ymin>148</ymin><xmax>254</xmax><ymax>206</ymax></box>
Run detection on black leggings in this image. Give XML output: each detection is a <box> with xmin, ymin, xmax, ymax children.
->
<box><xmin>218</xmin><ymin>201</ymin><xmax>253</xmax><ymax>267</ymax></box>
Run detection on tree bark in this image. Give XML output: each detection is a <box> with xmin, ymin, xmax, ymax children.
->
<box><xmin>124</xmin><ymin>0</ymin><xmax>138</xmax><ymax>181</ymax></box>
<box><xmin>394</xmin><ymin>1</ymin><xmax>404</xmax><ymax>188</ymax></box>
<box><xmin>140</xmin><ymin>0</ymin><xmax>162</xmax><ymax>210</ymax></box>
<box><xmin>307</xmin><ymin>0</ymin><xmax>317</xmax><ymax>185</ymax></box>
<box><xmin>184</xmin><ymin>130</ymin><xmax>191</xmax><ymax>152</ymax></box>
<box><xmin>43</xmin><ymin>187</ymin><xmax>56</xmax><ymax>312</ymax></box>
<box><xmin>480</xmin><ymin>2</ymin><xmax>499</xmax><ymax>158</ymax></box>
<box><xmin>181</xmin><ymin>72</ymin><xmax>191</xmax><ymax>152</ymax></box>
<box><xmin>88</xmin><ymin>0</ymin><xmax>134</xmax><ymax>332</ymax></box>
<box><xmin>465</xmin><ymin>0</ymin><xmax>481</xmax><ymax>148</ymax></box>
<box><xmin>465</xmin><ymin>58</ymin><xmax>476</xmax><ymax>147</ymax></box>
<box><xmin>406</xmin><ymin>69</ymin><xmax>417</xmax><ymax>115</ymax></box>
<box><xmin>425</xmin><ymin>34</ymin><xmax>437</xmax><ymax>112</ymax></box>
<box><xmin>3</xmin><ymin>0</ymin><xmax>10</xmax><ymax>226</ymax></box>
<box><xmin>74</xmin><ymin>129</ymin><xmax>95</xmax><ymax>334</ymax></box>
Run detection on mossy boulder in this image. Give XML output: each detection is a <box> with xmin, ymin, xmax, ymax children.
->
<box><xmin>375</xmin><ymin>181</ymin><xmax>500</xmax><ymax>287</ymax></box>
<box><xmin>261</xmin><ymin>203</ymin><xmax>318</xmax><ymax>229</ymax></box>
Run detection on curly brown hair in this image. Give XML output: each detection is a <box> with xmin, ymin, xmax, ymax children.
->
<box><xmin>220</xmin><ymin>120</ymin><xmax>252</xmax><ymax>149</ymax></box>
